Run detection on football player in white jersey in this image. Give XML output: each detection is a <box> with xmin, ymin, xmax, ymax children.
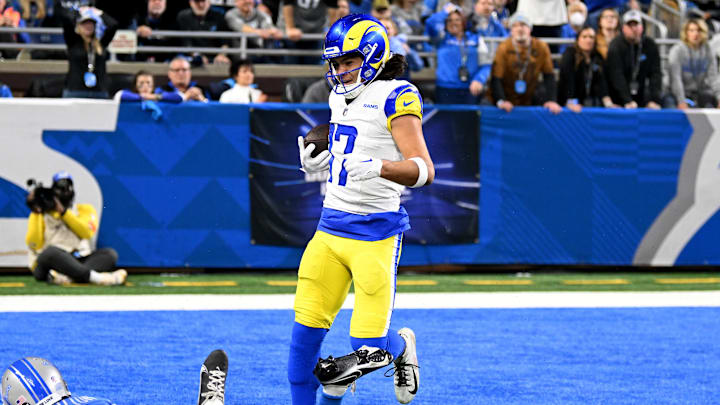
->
<box><xmin>288</xmin><ymin>14</ymin><xmax>434</xmax><ymax>405</ymax></box>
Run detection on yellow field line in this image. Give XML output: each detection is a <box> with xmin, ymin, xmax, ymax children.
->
<box><xmin>0</xmin><ymin>282</ymin><xmax>25</xmax><ymax>287</ymax></box>
<box><xmin>464</xmin><ymin>280</ymin><xmax>534</xmax><ymax>285</ymax></box>
<box><xmin>563</xmin><ymin>279</ymin><xmax>630</xmax><ymax>285</ymax></box>
<box><xmin>267</xmin><ymin>281</ymin><xmax>298</xmax><ymax>287</ymax></box>
<box><xmin>655</xmin><ymin>278</ymin><xmax>720</xmax><ymax>285</ymax></box>
<box><xmin>398</xmin><ymin>280</ymin><xmax>438</xmax><ymax>286</ymax></box>
<box><xmin>162</xmin><ymin>281</ymin><xmax>237</xmax><ymax>287</ymax></box>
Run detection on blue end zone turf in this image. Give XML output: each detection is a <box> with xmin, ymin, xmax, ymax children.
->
<box><xmin>0</xmin><ymin>308</ymin><xmax>718</xmax><ymax>404</ymax></box>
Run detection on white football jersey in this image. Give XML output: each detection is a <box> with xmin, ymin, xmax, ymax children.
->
<box><xmin>324</xmin><ymin>79</ymin><xmax>423</xmax><ymax>214</ymax></box>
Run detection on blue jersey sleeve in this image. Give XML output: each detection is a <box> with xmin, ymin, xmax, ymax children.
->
<box><xmin>472</xmin><ymin>64</ymin><xmax>491</xmax><ymax>84</ymax></box>
<box><xmin>120</xmin><ymin>89</ymin><xmax>142</xmax><ymax>102</ymax></box>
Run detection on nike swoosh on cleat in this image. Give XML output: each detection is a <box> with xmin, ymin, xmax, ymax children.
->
<box><xmin>336</xmin><ymin>370</ymin><xmax>363</xmax><ymax>384</ymax></box>
<box><xmin>323</xmin><ymin>370</ymin><xmax>362</xmax><ymax>385</ymax></box>
<box><xmin>408</xmin><ymin>369</ymin><xmax>418</xmax><ymax>395</ymax></box>
<box><xmin>403</xmin><ymin>100</ymin><xmax>414</xmax><ymax>107</ymax></box>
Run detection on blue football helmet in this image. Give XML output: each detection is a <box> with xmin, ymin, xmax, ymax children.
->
<box><xmin>2</xmin><ymin>357</ymin><xmax>71</xmax><ymax>405</ymax></box>
<box><xmin>323</xmin><ymin>14</ymin><xmax>391</xmax><ymax>98</ymax></box>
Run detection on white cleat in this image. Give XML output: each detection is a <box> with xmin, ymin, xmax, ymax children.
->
<box><xmin>91</xmin><ymin>269</ymin><xmax>127</xmax><ymax>286</ymax></box>
<box><xmin>48</xmin><ymin>269</ymin><xmax>73</xmax><ymax>286</ymax></box>
<box><xmin>393</xmin><ymin>328</ymin><xmax>419</xmax><ymax>404</ymax></box>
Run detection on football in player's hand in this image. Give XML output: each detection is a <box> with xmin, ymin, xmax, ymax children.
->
<box><xmin>304</xmin><ymin>124</ymin><xmax>330</xmax><ymax>158</ymax></box>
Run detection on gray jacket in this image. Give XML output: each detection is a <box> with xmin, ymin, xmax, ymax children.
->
<box><xmin>225</xmin><ymin>7</ymin><xmax>276</xmax><ymax>48</ymax></box>
<box><xmin>668</xmin><ymin>42</ymin><xmax>720</xmax><ymax>103</ymax></box>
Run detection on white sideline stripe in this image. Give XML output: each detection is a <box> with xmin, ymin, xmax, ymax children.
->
<box><xmin>0</xmin><ymin>291</ymin><xmax>719</xmax><ymax>312</ymax></box>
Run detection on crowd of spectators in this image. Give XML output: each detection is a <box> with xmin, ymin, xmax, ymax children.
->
<box><xmin>0</xmin><ymin>0</ymin><xmax>719</xmax><ymax>110</ymax></box>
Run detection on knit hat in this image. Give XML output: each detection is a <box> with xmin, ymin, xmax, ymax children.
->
<box><xmin>508</xmin><ymin>13</ymin><xmax>532</xmax><ymax>30</ymax></box>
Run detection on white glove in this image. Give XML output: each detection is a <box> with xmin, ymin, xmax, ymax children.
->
<box><xmin>345</xmin><ymin>155</ymin><xmax>383</xmax><ymax>181</ymax></box>
<box><xmin>298</xmin><ymin>136</ymin><xmax>331</xmax><ymax>173</ymax></box>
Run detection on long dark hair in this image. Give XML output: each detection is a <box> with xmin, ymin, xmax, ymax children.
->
<box><xmin>132</xmin><ymin>70</ymin><xmax>153</xmax><ymax>93</ymax></box>
<box><xmin>574</xmin><ymin>26</ymin><xmax>598</xmax><ymax>68</ymax></box>
<box><xmin>376</xmin><ymin>54</ymin><xmax>407</xmax><ymax>81</ymax></box>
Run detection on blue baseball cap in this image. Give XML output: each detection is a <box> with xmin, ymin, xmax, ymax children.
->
<box><xmin>52</xmin><ymin>171</ymin><xmax>73</xmax><ymax>183</ymax></box>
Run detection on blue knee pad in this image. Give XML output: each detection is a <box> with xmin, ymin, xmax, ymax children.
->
<box><xmin>350</xmin><ymin>330</ymin><xmax>406</xmax><ymax>360</ymax></box>
<box><xmin>289</xmin><ymin>322</ymin><xmax>328</xmax><ymax>405</ymax></box>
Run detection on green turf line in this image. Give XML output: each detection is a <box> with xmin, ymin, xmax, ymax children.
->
<box><xmin>0</xmin><ymin>272</ymin><xmax>718</xmax><ymax>296</ymax></box>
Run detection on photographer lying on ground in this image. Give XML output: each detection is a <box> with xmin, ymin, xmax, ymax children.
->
<box><xmin>25</xmin><ymin>171</ymin><xmax>127</xmax><ymax>286</ymax></box>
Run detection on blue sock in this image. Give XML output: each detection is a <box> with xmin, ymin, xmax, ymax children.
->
<box><xmin>318</xmin><ymin>390</ymin><xmax>344</xmax><ymax>404</ymax></box>
<box><xmin>288</xmin><ymin>322</ymin><xmax>327</xmax><ymax>405</ymax></box>
<box><xmin>351</xmin><ymin>330</ymin><xmax>406</xmax><ymax>360</ymax></box>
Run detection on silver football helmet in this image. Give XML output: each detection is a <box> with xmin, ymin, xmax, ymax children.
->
<box><xmin>2</xmin><ymin>357</ymin><xmax>71</xmax><ymax>405</ymax></box>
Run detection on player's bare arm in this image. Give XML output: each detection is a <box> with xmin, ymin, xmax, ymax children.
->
<box><xmin>382</xmin><ymin>115</ymin><xmax>435</xmax><ymax>187</ymax></box>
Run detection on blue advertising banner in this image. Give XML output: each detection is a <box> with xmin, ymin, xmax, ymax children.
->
<box><xmin>1</xmin><ymin>100</ymin><xmax>719</xmax><ymax>268</ymax></box>
<box><xmin>249</xmin><ymin>106</ymin><xmax>480</xmax><ymax>246</ymax></box>
<box><xmin>477</xmin><ymin>107</ymin><xmax>720</xmax><ymax>266</ymax></box>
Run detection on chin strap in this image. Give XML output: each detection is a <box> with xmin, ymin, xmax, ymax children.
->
<box><xmin>342</xmin><ymin>58</ymin><xmax>388</xmax><ymax>99</ymax></box>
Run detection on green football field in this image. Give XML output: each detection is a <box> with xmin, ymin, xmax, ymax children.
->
<box><xmin>0</xmin><ymin>270</ymin><xmax>718</xmax><ymax>295</ymax></box>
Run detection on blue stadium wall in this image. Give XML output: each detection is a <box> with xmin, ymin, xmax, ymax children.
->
<box><xmin>0</xmin><ymin>99</ymin><xmax>718</xmax><ymax>268</ymax></box>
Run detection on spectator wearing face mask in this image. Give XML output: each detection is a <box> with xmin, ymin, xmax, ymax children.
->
<box><xmin>560</xmin><ymin>1</ymin><xmax>587</xmax><ymax>54</ymax></box>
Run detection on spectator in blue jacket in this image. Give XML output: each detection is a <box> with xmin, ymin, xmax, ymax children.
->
<box><xmin>493</xmin><ymin>0</ymin><xmax>510</xmax><ymax>27</ymax></box>
<box><xmin>560</xmin><ymin>1</ymin><xmax>588</xmax><ymax>54</ymax></box>
<box><xmin>157</xmin><ymin>57</ymin><xmax>209</xmax><ymax>102</ymax></box>
<box><xmin>470</xmin><ymin>0</ymin><xmax>506</xmax><ymax>38</ymax></box>
<box><xmin>426</xmin><ymin>4</ymin><xmax>491</xmax><ymax>104</ymax></box>
<box><xmin>422</xmin><ymin>0</ymin><xmax>473</xmax><ymax>21</ymax></box>
<box><xmin>470</xmin><ymin>0</ymin><xmax>506</xmax><ymax>63</ymax></box>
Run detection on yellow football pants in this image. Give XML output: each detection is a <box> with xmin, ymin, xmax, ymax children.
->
<box><xmin>294</xmin><ymin>230</ymin><xmax>403</xmax><ymax>338</ymax></box>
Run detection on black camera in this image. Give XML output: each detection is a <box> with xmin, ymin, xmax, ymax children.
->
<box><xmin>26</xmin><ymin>179</ymin><xmax>56</xmax><ymax>213</ymax></box>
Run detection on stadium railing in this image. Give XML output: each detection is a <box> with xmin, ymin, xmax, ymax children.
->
<box><xmin>0</xmin><ymin>15</ymin><xmax>676</xmax><ymax>67</ymax></box>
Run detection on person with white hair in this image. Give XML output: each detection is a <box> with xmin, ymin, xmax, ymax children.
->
<box><xmin>487</xmin><ymin>13</ymin><xmax>562</xmax><ymax>114</ymax></box>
